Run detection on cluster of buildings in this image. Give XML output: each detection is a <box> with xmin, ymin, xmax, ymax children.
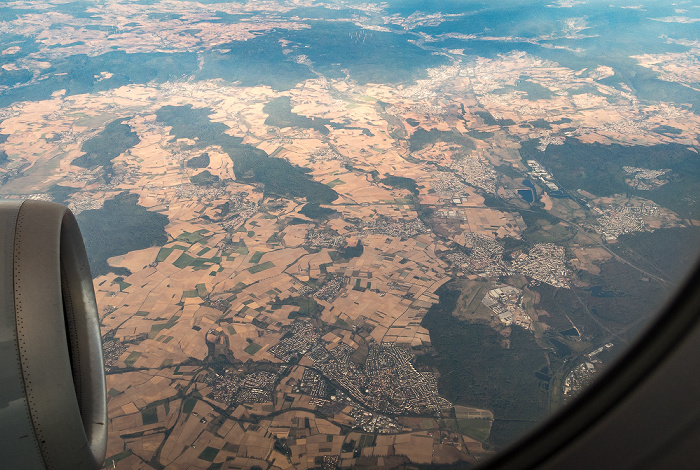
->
<box><xmin>510</xmin><ymin>243</ymin><xmax>570</xmax><ymax>288</ymax></box>
<box><xmin>307</xmin><ymin>346</ymin><xmax>373</xmax><ymax>409</ymax></box>
<box><xmin>601</xmin><ymin>117</ymin><xmax>644</xmax><ymax>136</ymax></box>
<box><xmin>396</xmin><ymin>64</ymin><xmax>463</xmax><ymax>103</ymax></box>
<box><xmin>205</xmin><ymin>369</ymin><xmax>278</xmax><ymax>405</ymax></box>
<box><xmin>291</xmin><ymin>280</ymin><xmax>315</xmax><ymax>297</ymax></box>
<box><xmin>348</xmin><ymin>407</ymin><xmax>402</xmax><ymax>434</ymax></box>
<box><xmin>481</xmin><ymin>286</ymin><xmax>533</xmax><ymax>329</ymax></box>
<box><xmin>402</xmin><ymin>102</ymin><xmax>446</xmax><ymax>116</ymax></box>
<box><xmin>236</xmin><ymin>371</ymin><xmax>278</xmax><ymax>404</ymax></box>
<box><xmin>294</xmin><ymin>369</ymin><xmax>328</xmax><ymax>399</ymax></box>
<box><xmin>319</xmin><ymin>455</ymin><xmax>340</xmax><ymax>470</ymax></box>
<box><xmin>109</xmin><ymin>160</ymin><xmax>142</xmax><ymax>187</ymax></box>
<box><xmin>205</xmin><ymin>369</ymin><xmax>241</xmax><ymax>405</ymax></box>
<box><xmin>360</xmin><ymin>218</ymin><xmax>429</xmax><ymax>238</ymax></box>
<box><xmin>63</xmin><ymin>167</ymin><xmax>98</xmax><ymax>186</ymax></box>
<box><xmin>308</xmin><ymin>385</ymin><xmax>404</xmax><ymax>434</ymax></box>
<box><xmin>562</xmin><ymin>343</ymin><xmax>614</xmax><ymax>398</ymax></box>
<box><xmin>0</xmin><ymin>192</ymin><xmax>51</xmax><ymax>202</ymax></box>
<box><xmin>222</xmin><ymin>207</ymin><xmax>258</xmax><ymax>231</ymax></box>
<box><xmin>306</xmin><ymin>340</ymin><xmax>451</xmax><ymax>417</ymax></box>
<box><xmin>294</xmin><ymin>54</ymin><xmax>310</xmax><ymax>65</ymax></box>
<box><xmin>447</xmin><ymin>236</ymin><xmax>570</xmax><ymax>288</ymax></box>
<box><xmin>102</xmin><ymin>338</ymin><xmax>129</xmax><ymax>372</ymax></box>
<box><xmin>526</xmin><ymin>159</ymin><xmax>560</xmax><ymax>192</ymax></box>
<box><xmin>67</xmin><ymin>193</ymin><xmax>103</xmax><ymax>215</ymax></box>
<box><xmin>431</xmin><ymin>171</ymin><xmax>470</xmax><ymax>197</ymax></box>
<box><xmin>384</xmin><ymin>11</ymin><xmax>458</xmax><ymax>32</ymax></box>
<box><xmin>314</xmin><ymin>274</ymin><xmax>345</xmax><ymax>301</ymax></box>
<box><xmin>268</xmin><ymin>332</ymin><xmax>450</xmax><ymax>421</ymax></box>
<box><xmin>446</xmin><ymin>232</ymin><xmax>507</xmax><ymax>277</ymax></box>
<box><xmin>269</xmin><ymin>321</ymin><xmax>320</xmax><ymax>362</ymax></box>
<box><xmin>450</xmin><ymin>155</ymin><xmax>498</xmax><ymax>193</ymax></box>
<box><xmin>217</xmin><ymin>192</ymin><xmax>259</xmax><ymax>229</ymax></box>
<box><xmin>536</xmin><ymin>132</ymin><xmax>566</xmax><ymax>152</ymax></box>
<box><xmin>363</xmin><ymin>345</ymin><xmax>451</xmax><ymax>415</ymax></box>
<box><xmin>623</xmin><ymin>166</ymin><xmax>670</xmax><ymax>190</ymax></box>
<box><xmin>591</xmin><ymin>204</ymin><xmax>653</xmax><ymax>241</ymax></box>
<box><xmin>173</xmin><ymin>182</ymin><xmax>227</xmax><ymax>200</ymax></box>
<box><xmin>307</xmin><ymin>230</ymin><xmax>346</xmax><ymax>249</ymax></box>
<box><xmin>435</xmin><ymin>208</ymin><xmax>469</xmax><ymax>220</ymax></box>
<box><xmin>308</xmin><ymin>148</ymin><xmax>346</xmax><ymax>162</ymax></box>
<box><xmin>562</xmin><ymin>360</ymin><xmax>598</xmax><ymax>398</ymax></box>
<box><xmin>562</xmin><ymin>343</ymin><xmax>613</xmax><ymax>398</ymax></box>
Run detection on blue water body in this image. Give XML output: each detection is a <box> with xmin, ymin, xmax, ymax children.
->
<box><xmin>587</xmin><ymin>286</ymin><xmax>616</xmax><ymax>298</ymax></box>
<box><xmin>522</xmin><ymin>179</ymin><xmax>538</xmax><ymax>202</ymax></box>
<box><xmin>535</xmin><ymin>371</ymin><xmax>550</xmax><ymax>381</ymax></box>
<box><xmin>549</xmin><ymin>338</ymin><xmax>572</xmax><ymax>357</ymax></box>
<box><xmin>518</xmin><ymin>189</ymin><xmax>534</xmax><ymax>203</ymax></box>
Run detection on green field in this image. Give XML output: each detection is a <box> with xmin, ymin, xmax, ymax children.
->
<box><xmin>248</xmin><ymin>261</ymin><xmax>275</xmax><ymax>274</ymax></box>
<box><xmin>327</xmin><ymin>178</ymin><xmax>345</xmax><ymax>188</ymax></box>
<box><xmin>464</xmin><ymin>286</ymin><xmax>487</xmax><ymax>315</ymax></box>
<box><xmin>457</xmin><ymin>418</ymin><xmax>493</xmax><ymax>442</ymax></box>
<box><xmin>230</xmin><ymin>282</ymin><xmax>248</xmax><ymax>294</ymax></box>
<box><xmin>358</xmin><ymin>434</ymin><xmax>376</xmax><ymax>449</ymax></box>
<box><xmin>244</xmin><ymin>342</ymin><xmax>262</xmax><ymax>355</ymax></box>
<box><xmin>198</xmin><ymin>446</ymin><xmax>219</xmax><ymax>462</ymax></box>
<box><xmin>113</xmin><ymin>277</ymin><xmax>131</xmax><ymax>291</ymax></box>
<box><xmin>173</xmin><ymin>253</ymin><xmax>195</xmax><ymax>268</ymax></box>
<box><xmin>141</xmin><ymin>406</ymin><xmax>158</xmax><ymax>425</ymax></box>
<box><xmin>183</xmin><ymin>397</ymin><xmax>198</xmax><ymax>413</ymax></box>
<box><xmin>156</xmin><ymin>247</ymin><xmax>174</xmax><ymax>262</ymax></box>
<box><xmin>124</xmin><ymin>351</ymin><xmax>141</xmax><ymax>367</ymax></box>
<box><xmin>249</xmin><ymin>251</ymin><xmax>265</xmax><ymax>263</ymax></box>
<box><xmin>104</xmin><ymin>450</ymin><xmax>133</xmax><ymax>467</ymax></box>
<box><xmin>272</xmin><ymin>295</ymin><xmax>323</xmax><ymax>319</ymax></box>
<box><xmin>176</xmin><ymin>230</ymin><xmax>207</xmax><ymax>243</ymax></box>
<box><xmin>266</xmin><ymin>233</ymin><xmax>281</xmax><ymax>244</ymax></box>
<box><xmin>148</xmin><ymin>324</ymin><xmax>172</xmax><ymax>338</ymax></box>
<box><xmin>148</xmin><ymin>317</ymin><xmax>178</xmax><ymax>339</ymax></box>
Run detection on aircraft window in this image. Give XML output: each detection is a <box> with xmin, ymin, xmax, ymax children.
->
<box><xmin>0</xmin><ymin>0</ymin><xmax>698</xmax><ymax>468</ymax></box>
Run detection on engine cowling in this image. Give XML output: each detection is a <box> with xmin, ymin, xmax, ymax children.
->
<box><xmin>0</xmin><ymin>200</ymin><xmax>106</xmax><ymax>470</ymax></box>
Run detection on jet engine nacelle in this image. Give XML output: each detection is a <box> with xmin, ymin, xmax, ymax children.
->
<box><xmin>0</xmin><ymin>200</ymin><xmax>106</xmax><ymax>470</ymax></box>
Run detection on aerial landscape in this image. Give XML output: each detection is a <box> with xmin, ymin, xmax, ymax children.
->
<box><xmin>0</xmin><ymin>0</ymin><xmax>699</xmax><ymax>468</ymax></box>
